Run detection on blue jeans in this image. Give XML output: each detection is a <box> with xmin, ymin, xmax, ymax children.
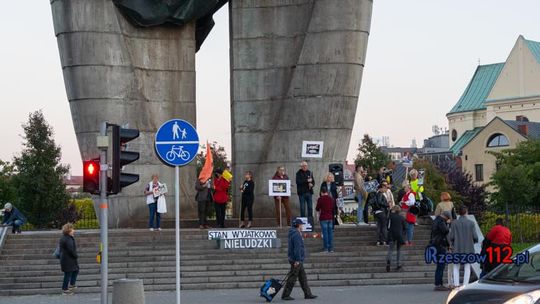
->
<box><xmin>356</xmin><ymin>193</ymin><xmax>364</xmax><ymax>224</ymax></box>
<box><xmin>8</xmin><ymin>219</ymin><xmax>23</xmax><ymax>233</ymax></box>
<box><xmin>62</xmin><ymin>270</ymin><xmax>79</xmax><ymax>290</ymax></box>
<box><xmin>298</xmin><ymin>193</ymin><xmax>313</xmax><ymax>223</ymax></box>
<box><xmin>406</xmin><ymin>222</ymin><xmax>414</xmax><ymax>242</ymax></box>
<box><xmin>320</xmin><ymin>220</ymin><xmax>334</xmax><ymax>251</ymax></box>
<box><xmin>148</xmin><ymin>202</ymin><xmax>160</xmax><ymax>229</ymax></box>
<box><xmin>434</xmin><ymin>247</ymin><xmax>446</xmax><ymax>286</ymax></box>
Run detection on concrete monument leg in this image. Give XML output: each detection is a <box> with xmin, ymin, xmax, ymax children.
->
<box><xmin>230</xmin><ymin>0</ymin><xmax>373</xmax><ymax>220</ymax></box>
<box><xmin>51</xmin><ymin>0</ymin><xmax>197</xmax><ymax>227</ymax></box>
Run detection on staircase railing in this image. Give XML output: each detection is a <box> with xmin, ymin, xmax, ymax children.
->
<box><xmin>0</xmin><ymin>226</ymin><xmax>8</xmax><ymax>252</ymax></box>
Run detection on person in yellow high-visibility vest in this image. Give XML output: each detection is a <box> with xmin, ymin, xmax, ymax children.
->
<box><xmin>409</xmin><ymin>169</ymin><xmax>424</xmax><ymax>201</ymax></box>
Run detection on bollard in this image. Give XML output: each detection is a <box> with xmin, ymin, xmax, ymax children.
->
<box><xmin>112</xmin><ymin>279</ymin><xmax>145</xmax><ymax>304</ymax></box>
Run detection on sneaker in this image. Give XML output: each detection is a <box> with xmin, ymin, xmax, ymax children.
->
<box><xmin>69</xmin><ymin>285</ymin><xmax>77</xmax><ymax>290</ymax></box>
<box><xmin>434</xmin><ymin>285</ymin><xmax>451</xmax><ymax>291</ymax></box>
<box><xmin>149</xmin><ymin>228</ymin><xmax>154</xmax><ymax>232</ymax></box>
<box><xmin>414</xmin><ymin>222</ymin><xmax>419</xmax><ymax>226</ymax></box>
<box><xmin>282</xmin><ymin>296</ymin><xmax>295</xmax><ymax>300</ymax></box>
<box><xmin>240</xmin><ymin>224</ymin><xmax>245</xmax><ymax>228</ymax></box>
<box><xmin>199</xmin><ymin>225</ymin><xmax>205</xmax><ymax>229</ymax></box>
<box><xmin>376</xmin><ymin>242</ymin><xmax>382</xmax><ymax>246</ymax></box>
<box><xmin>247</xmin><ymin>222</ymin><xmax>252</xmax><ymax>228</ymax></box>
<box><xmin>395</xmin><ymin>265</ymin><xmax>403</xmax><ymax>271</ymax></box>
<box><xmin>157</xmin><ymin>228</ymin><xmax>162</xmax><ymax>231</ymax></box>
<box><xmin>329</xmin><ymin>250</ymin><xmax>334</xmax><ymax>253</ymax></box>
<box><xmin>305</xmin><ymin>295</ymin><xmax>318</xmax><ymax>300</ymax></box>
<box><xmin>62</xmin><ymin>290</ymin><xmax>73</xmax><ymax>296</ymax></box>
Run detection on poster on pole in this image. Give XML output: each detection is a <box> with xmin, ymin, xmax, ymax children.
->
<box><xmin>418</xmin><ymin>169</ymin><xmax>426</xmax><ymax>186</ymax></box>
<box><xmin>301</xmin><ymin>141</ymin><xmax>324</xmax><ymax>158</ymax></box>
<box><xmin>268</xmin><ymin>179</ymin><xmax>291</xmax><ymax>197</ymax></box>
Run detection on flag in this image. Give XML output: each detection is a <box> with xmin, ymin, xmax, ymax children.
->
<box><xmin>198</xmin><ymin>142</ymin><xmax>213</xmax><ymax>183</ymax></box>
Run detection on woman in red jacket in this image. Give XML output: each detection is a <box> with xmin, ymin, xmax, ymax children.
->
<box><xmin>213</xmin><ymin>169</ymin><xmax>230</xmax><ymax>228</ymax></box>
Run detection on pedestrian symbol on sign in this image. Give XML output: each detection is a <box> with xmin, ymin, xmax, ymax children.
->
<box><xmin>155</xmin><ymin>119</ymin><xmax>199</xmax><ymax>167</ymax></box>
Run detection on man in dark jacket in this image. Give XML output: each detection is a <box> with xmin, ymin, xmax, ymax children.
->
<box><xmin>296</xmin><ymin>161</ymin><xmax>315</xmax><ymax>225</ymax></box>
<box><xmin>59</xmin><ymin>223</ymin><xmax>79</xmax><ymax>295</ymax></box>
<box><xmin>368</xmin><ymin>185</ymin><xmax>389</xmax><ymax>246</ymax></box>
<box><xmin>430</xmin><ymin>210</ymin><xmax>452</xmax><ymax>291</ymax></box>
<box><xmin>1</xmin><ymin>203</ymin><xmax>27</xmax><ymax>234</ymax></box>
<box><xmin>282</xmin><ymin>218</ymin><xmax>317</xmax><ymax>301</ymax></box>
<box><xmin>387</xmin><ymin>205</ymin><xmax>406</xmax><ymax>271</ymax></box>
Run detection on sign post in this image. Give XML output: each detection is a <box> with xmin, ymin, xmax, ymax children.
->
<box><xmin>155</xmin><ymin>119</ymin><xmax>199</xmax><ymax>304</ymax></box>
<box><xmin>98</xmin><ymin>122</ymin><xmax>108</xmax><ymax>304</ymax></box>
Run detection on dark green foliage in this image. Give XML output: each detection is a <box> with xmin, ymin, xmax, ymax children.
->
<box><xmin>0</xmin><ymin>160</ymin><xmax>17</xmax><ymax>206</ymax></box>
<box><xmin>12</xmin><ymin>111</ymin><xmax>70</xmax><ymax>228</ymax></box>
<box><xmin>436</xmin><ymin>161</ymin><xmax>487</xmax><ymax>211</ymax></box>
<box><xmin>489</xmin><ymin>140</ymin><xmax>540</xmax><ymax>207</ymax></box>
<box><xmin>354</xmin><ymin>134</ymin><xmax>390</xmax><ymax>176</ymax></box>
<box><xmin>196</xmin><ymin>141</ymin><xmax>229</xmax><ymax>175</ymax></box>
<box><xmin>412</xmin><ymin>159</ymin><xmax>456</xmax><ymax>204</ymax></box>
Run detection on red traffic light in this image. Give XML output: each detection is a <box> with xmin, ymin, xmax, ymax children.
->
<box><xmin>86</xmin><ymin>162</ymin><xmax>97</xmax><ymax>175</ymax></box>
<box><xmin>83</xmin><ymin>159</ymin><xmax>100</xmax><ymax>194</ymax></box>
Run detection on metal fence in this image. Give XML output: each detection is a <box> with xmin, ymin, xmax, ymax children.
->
<box><xmin>469</xmin><ymin>205</ymin><xmax>540</xmax><ymax>244</ymax></box>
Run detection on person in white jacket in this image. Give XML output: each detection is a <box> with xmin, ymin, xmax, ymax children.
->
<box><xmin>144</xmin><ymin>174</ymin><xmax>165</xmax><ymax>231</ymax></box>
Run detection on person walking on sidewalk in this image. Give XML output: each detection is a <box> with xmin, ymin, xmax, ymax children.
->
<box><xmin>296</xmin><ymin>161</ymin><xmax>315</xmax><ymax>225</ymax></box>
<box><xmin>449</xmin><ymin>206</ymin><xmax>478</xmax><ymax>287</ymax></box>
<box><xmin>273</xmin><ymin>166</ymin><xmax>292</xmax><ymax>226</ymax></box>
<box><xmin>282</xmin><ymin>218</ymin><xmax>318</xmax><ymax>301</ymax></box>
<box><xmin>239</xmin><ymin>171</ymin><xmax>255</xmax><ymax>228</ymax></box>
<box><xmin>59</xmin><ymin>223</ymin><xmax>79</xmax><ymax>295</ymax></box>
<box><xmin>316</xmin><ymin>186</ymin><xmax>335</xmax><ymax>253</ymax></box>
<box><xmin>386</xmin><ymin>205</ymin><xmax>406</xmax><ymax>272</ymax></box>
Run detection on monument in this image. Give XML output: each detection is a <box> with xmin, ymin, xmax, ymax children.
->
<box><xmin>51</xmin><ymin>0</ymin><xmax>373</xmax><ymax>226</ymax></box>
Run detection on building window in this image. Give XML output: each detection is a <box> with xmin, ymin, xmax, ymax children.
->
<box><xmin>487</xmin><ymin>133</ymin><xmax>509</xmax><ymax>147</ymax></box>
<box><xmin>475</xmin><ymin>164</ymin><xmax>484</xmax><ymax>182</ymax></box>
<box><xmin>451</xmin><ymin>129</ymin><xmax>457</xmax><ymax>141</ymax></box>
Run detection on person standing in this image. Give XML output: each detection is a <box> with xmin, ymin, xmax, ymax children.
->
<box><xmin>296</xmin><ymin>161</ymin><xmax>315</xmax><ymax>225</ymax></box>
<box><xmin>281</xmin><ymin>218</ymin><xmax>317</xmax><ymax>301</ymax></box>
<box><xmin>144</xmin><ymin>174</ymin><xmax>163</xmax><ymax>231</ymax></box>
<box><xmin>195</xmin><ymin>178</ymin><xmax>212</xmax><ymax>229</ymax></box>
<box><xmin>434</xmin><ymin>192</ymin><xmax>456</xmax><ymax>218</ymax></box>
<box><xmin>320</xmin><ymin>173</ymin><xmax>338</xmax><ymax>228</ymax></box>
<box><xmin>316</xmin><ymin>187</ymin><xmax>334</xmax><ymax>253</ymax></box>
<box><xmin>272</xmin><ymin>167</ymin><xmax>292</xmax><ymax>226</ymax></box>
<box><xmin>213</xmin><ymin>169</ymin><xmax>230</xmax><ymax>228</ymax></box>
<box><xmin>239</xmin><ymin>171</ymin><xmax>255</xmax><ymax>228</ymax></box>
<box><xmin>59</xmin><ymin>223</ymin><xmax>79</xmax><ymax>295</ymax></box>
<box><xmin>481</xmin><ymin>218</ymin><xmax>512</xmax><ymax>277</ymax></box>
<box><xmin>381</xmin><ymin>181</ymin><xmax>395</xmax><ymax>209</ymax></box>
<box><xmin>368</xmin><ymin>184</ymin><xmax>389</xmax><ymax>246</ymax></box>
<box><xmin>431</xmin><ymin>211</ymin><xmax>452</xmax><ymax>291</ymax></box>
<box><xmin>1</xmin><ymin>203</ymin><xmax>27</xmax><ymax>234</ymax></box>
<box><xmin>449</xmin><ymin>206</ymin><xmax>478</xmax><ymax>287</ymax></box>
<box><xmin>400</xmin><ymin>183</ymin><xmax>417</xmax><ymax>245</ymax></box>
<box><xmin>386</xmin><ymin>205</ymin><xmax>406</xmax><ymax>272</ymax></box>
<box><xmin>353</xmin><ymin>165</ymin><xmax>368</xmax><ymax>225</ymax></box>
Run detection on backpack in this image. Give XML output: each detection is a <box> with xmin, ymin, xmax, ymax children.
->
<box><xmin>53</xmin><ymin>245</ymin><xmax>61</xmax><ymax>259</ymax></box>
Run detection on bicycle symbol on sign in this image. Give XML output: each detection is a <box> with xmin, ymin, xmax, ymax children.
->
<box><xmin>165</xmin><ymin>145</ymin><xmax>191</xmax><ymax>162</ymax></box>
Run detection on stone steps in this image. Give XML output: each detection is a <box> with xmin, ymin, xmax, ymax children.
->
<box><xmin>0</xmin><ymin>226</ymin><xmax>436</xmax><ymax>296</ymax></box>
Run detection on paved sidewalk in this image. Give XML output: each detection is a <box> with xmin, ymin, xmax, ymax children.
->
<box><xmin>0</xmin><ymin>284</ymin><xmax>450</xmax><ymax>304</ymax></box>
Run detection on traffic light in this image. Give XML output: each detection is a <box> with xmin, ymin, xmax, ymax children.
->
<box><xmin>83</xmin><ymin>158</ymin><xmax>100</xmax><ymax>194</ymax></box>
<box><xmin>329</xmin><ymin>163</ymin><xmax>344</xmax><ymax>186</ymax></box>
<box><xmin>111</xmin><ymin>125</ymin><xmax>140</xmax><ymax>194</ymax></box>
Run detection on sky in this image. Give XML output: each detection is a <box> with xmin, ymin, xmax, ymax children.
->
<box><xmin>1</xmin><ymin>0</ymin><xmax>539</xmax><ymax>175</ymax></box>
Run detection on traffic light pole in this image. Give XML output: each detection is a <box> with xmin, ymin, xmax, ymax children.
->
<box><xmin>99</xmin><ymin>122</ymin><xmax>109</xmax><ymax>304</ymax></box>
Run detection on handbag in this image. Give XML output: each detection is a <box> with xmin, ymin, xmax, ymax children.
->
<box><xmin>157</xmin><ymin>195</ymin><xmax>167</xmax><ymax>213</ymax></box>
<box><xmin>53</xmin><ymin>245</ymin><xmax>61</xmax><ymax>259</ymax></box>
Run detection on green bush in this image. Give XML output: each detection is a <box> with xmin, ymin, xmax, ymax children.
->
<box><xmin>72</xmin><ymin>198</ymin><xmax>99</xmax><ymax>229</ymax></box>
<box><xmin>480</xmin><ymin>211</ymin><xmax>540</xmax><ymax>243</ymax></box>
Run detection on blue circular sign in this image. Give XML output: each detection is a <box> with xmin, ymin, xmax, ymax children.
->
<box><xmin>155</xmin><ymin>119</ymin><xmax>199</xmax><ymax>166</ymax></box>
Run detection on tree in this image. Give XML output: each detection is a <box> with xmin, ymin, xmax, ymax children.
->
<box><xmin>0</xmin><ymin>160</ymin><xmax>17</xmax><ymax>205</ymax></box>
<box><xmin>196</xmin><ymin>141</ymin><xmax>229</xmax><ymax>176</ymax></box>
<box><xmin>412</xmin><ymin>159</ymin><xmax>456</xmax><ymax>204</ymax></box>
<box><xmin>436</xmin><ymin>161</ymin><xmax>487</xmax><ymax>211</ymax></box>
<box><xmin>354</xmin><ymin>134</ymin><xmax>390</xmax><ymax>176</ymax></box>
<box><xmin>489</xmin><ymin>140</ymin><xmax>540</xmax><ymax>207</ymax></box>
<box><xmin>12</xmin><ymin>111</ymin><xmax>70</xmax><ymax>228</ymax></box>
